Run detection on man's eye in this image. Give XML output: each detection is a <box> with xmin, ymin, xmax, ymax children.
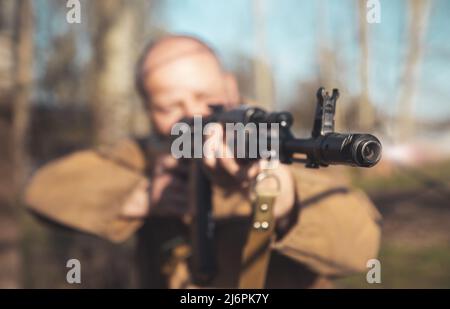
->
<box><xmin>155</xmin><ymin>102</ymin><xmax>180</xmax><ymax>114</ymax></box>
<box><xmin>195</xmin><ymin>92</ymin><xmax>210</xmax><ymax>102</ymax></box>
<box><xmin>159</xmin><ymin>107</ymin><xmax>174</xmax><ymax>114</ymax></box>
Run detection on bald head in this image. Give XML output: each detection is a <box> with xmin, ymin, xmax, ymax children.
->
<box><xmin>135</xmin><ymin>35</ymin><xmax>239</xmax><ymax>136</ymax></box>
<box><xmin>136</xmin><ymin>36</ymin><xmax>221</xmax><ymax>102</ymax></box>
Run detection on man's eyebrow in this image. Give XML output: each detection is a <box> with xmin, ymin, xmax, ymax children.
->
<box><xmin>142</xmin><ymin>47</ymin><xmax>217</xmax><ymax>80</ymax></box>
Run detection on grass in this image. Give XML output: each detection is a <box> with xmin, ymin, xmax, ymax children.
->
<box><xmin>335</xmin><ymin>160</ymin><xmax>450</xmax><ymax>289</ymax></box>
<box><xmin>349</xmin><ymin>159</ymin><xmax>450</xmax><ymax>194</ymax></box>
<box><xmin>335</xmin><ymin>243</ymin><xmax>450</xmax><ymax>289</ymax></box>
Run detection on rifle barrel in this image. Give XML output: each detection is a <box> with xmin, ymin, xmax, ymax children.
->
<box><xmin>284</xmin><ymin>133</ymin><xmax>382</xmax><ymax>167</ymax></box>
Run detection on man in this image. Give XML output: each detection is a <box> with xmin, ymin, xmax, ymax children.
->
<box><xmin>25</xmin><ymin>35</ymin><xmax>381</xmax><ymax>288</ymax></box>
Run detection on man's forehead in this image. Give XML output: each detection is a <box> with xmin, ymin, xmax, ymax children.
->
<box><xmin>143</xmin><ymin>37</ymin><xmax>220</xmax><ymax>78</ymax></box>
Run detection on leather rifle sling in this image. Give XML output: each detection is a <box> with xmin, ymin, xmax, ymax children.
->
<box><xmin>239</xmin><ymin>190</ymin><xmax>278</xmax><ymax>289</ymax></box>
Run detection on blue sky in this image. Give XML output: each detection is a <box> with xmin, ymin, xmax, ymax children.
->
<box><xmin>33</xmin><ymin>0</ymin><xmax>450</xmax><ymax>121</ymax></box>
<box><xmin>149</xmin><ymin>0</ymin><xmax>450</xmax><ymax>121</ymax></box>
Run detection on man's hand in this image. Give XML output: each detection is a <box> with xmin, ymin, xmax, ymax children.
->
<box><xmin>121</xmin><ymin>123</ymin><xmax>296</xmax><ymax>221</ymax></box>
<box><xmin>120</xmin><ymin>154</ymin><xmax>190</xmax><ymax>218</ymax></box>
<box><xmin>148</xmin><ymin>154</ymin><xmax>190</xmax><ymax>216</ymax></box>
<box><xmin>202</xmin><ymin>123</ymin><xmax>295</xmax><ymax>219</ymax></box>
<box><xmin>266</xmin><ymin>164</ymin><xmax>296</xmax><ymax>219</ymax></box>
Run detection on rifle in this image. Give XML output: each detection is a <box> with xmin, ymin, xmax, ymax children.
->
<box><xmin>187</xmin><ymin>87</ymin><xmax>382</xmax><ymax>285</ymax></box>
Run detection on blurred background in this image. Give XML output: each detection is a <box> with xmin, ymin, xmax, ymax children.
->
<box><xmin>0</xmin><ymin>0</ymin><xmax>449</xmax><ymax>288</ymax></box>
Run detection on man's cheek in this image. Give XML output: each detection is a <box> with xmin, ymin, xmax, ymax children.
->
<box><xmin>151</xmin><ymin>113</ymin><xmax>175</xmax><ymax>136</ymax></box>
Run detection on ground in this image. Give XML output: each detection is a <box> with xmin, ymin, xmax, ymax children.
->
<box><xmin>336</xmin><ymin>160</ymin><xmax>450</xmax><ymax>288</ymax></box>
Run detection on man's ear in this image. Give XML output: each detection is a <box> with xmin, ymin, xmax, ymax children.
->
<box><xmin>223</xmin><ymin>73</ymin><xmax>240</xmax><ymax>106</ymax></box>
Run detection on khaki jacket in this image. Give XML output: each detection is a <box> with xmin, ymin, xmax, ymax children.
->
<box><xmin>25</xmin><ymin>138</ymin><xmax>381</xmax><ymax>285</ymax></box>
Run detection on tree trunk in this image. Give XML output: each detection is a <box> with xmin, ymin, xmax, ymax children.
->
<box><xmin>396</xmin><ymin>0</ymin><xmax>431</xmax><ymax>140</ymax></box>
<box><xmin>0</xmin><ymin>0</ymin><xmax>33</xmax><ymax>288</ymax></box>
<box><xmin>252</xmin><ymin>0</ymin><xmax>274</xmax><ymax>110</ymax></box>
<box><xmin>90</xmin><ymin>0</ymin><xmax>139</xmax><ymax>145</ymax></box>
<box><xmin>357</xmin><ymin>0</ymin><xmax>375</xmax><ymax>131</ymax></box>
<box><xmin>12</xmin><ymin>0</ymin><xmax>33</xmax><ymax>190</ymax></box>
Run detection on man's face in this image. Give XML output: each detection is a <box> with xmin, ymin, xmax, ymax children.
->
<box><xmin>142</xmin><ymin>41</ymin><xmax>235</xmax><ymax>136</ymax></box>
